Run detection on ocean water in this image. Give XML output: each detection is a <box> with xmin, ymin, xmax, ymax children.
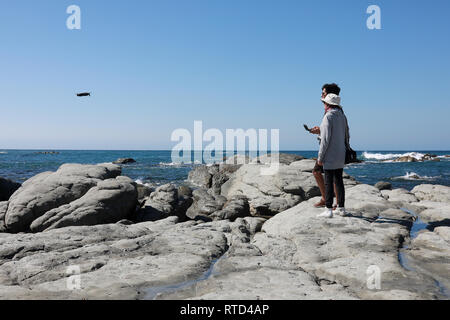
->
<box><xmin>0</xmin><ymin>150</ymin><xmax>449</xmax><ymax>191</ymax></box>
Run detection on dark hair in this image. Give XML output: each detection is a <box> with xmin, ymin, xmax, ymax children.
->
<box><xmin>322</xmin><ymin>83</ymin><xmax>341</xmax><ymax>95</ymax></box>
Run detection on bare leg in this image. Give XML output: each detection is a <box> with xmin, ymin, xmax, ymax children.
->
<box><xmin>313</xmin><ymin>170</ymin><xmax>326</xmax><ymax>207</ymax></box>
<box><xmin>333</xmin><ymin>183</ymin><xmax>339</xmax><ymax>209</ymax></box>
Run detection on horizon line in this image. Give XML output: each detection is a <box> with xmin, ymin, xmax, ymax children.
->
<box><xmin>1</xmin><ymin>149</ymin><xmax>450</xmax><ymax>152</ymax></box>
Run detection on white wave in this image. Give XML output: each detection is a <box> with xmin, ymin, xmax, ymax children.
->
<box><xmin>0</xmin><ymin>151</ymin><xmax>7</xmax><ymax>154</ymax></box>
<box><xmin>362</xmin><ymin>152</ymin><xmax>425</xmax><ymax>161</ymax></box>
<box><xmin>159</xmin><ymin>160</ymin><xmax>202</xmax><ymax>166</ymax></box>
<box><xmin>158</xmin><ymin>162</ymin><xmax>178</xmax><ymax>166</ymax></box>
<box><xmin>392</xmin><ymin>172</ymin><xmax>438</xmax><ymax>181</ymax></box>
<box><xmin>134</xmin><ymin>179</ymin><xmax>155</xmax><ymax>188</ymax></box>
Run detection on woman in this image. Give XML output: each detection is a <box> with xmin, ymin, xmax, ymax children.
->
<box><xmin>316</xmin><ymin>93</ymin><xmax>348</xmax><ymax>218</ymax></box>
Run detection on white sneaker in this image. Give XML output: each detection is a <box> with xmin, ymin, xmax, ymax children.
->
<box><xmin>334</xmin><ymin>207</ymin><xmax>347</xmax><ymax>216</ymax></box>
<box><xmin>317</xmin><ymin>209</ymin><xmax>333</xmax><ymax>218</ymax></box>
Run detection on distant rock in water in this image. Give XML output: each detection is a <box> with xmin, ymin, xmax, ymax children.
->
<box><xmin>0</xmin><ymin>178</ymin><xmax>21</xmax><ymax>201</ymax></box>
<box><xmin>34</xmin><ymin>151</ymin><xmax>59</xmax><ymax>155</ymax></box>
<box><xmin>393</xmin><ymin>156</ymin><xmax>417</xmax><ymax>162</ymax></box>
<box><xmin>391</xmin><ymin>153</ymin><xmax>440</xmax><ymax>162</ymax></box>
<box><xmin>113</xmin><ymin>158</ymin><xmax>136</xmax><ymax>164</ymax></box>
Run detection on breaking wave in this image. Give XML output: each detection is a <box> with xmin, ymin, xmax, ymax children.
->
<box><xmin>362</xmin><ymin>152</ymin><xmax>425</xmax><ymax>161</ymax></box>
<box><xmin>392</xmin><ymin>172</ymin><xmax>439</xmax><ymax>181</ymax></box>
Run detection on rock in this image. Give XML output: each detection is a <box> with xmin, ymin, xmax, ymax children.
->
<box><xmin>223</xmin><ymin>154</ymin><xmax>251</xmax><ymax>165</ymax></box>
<box><xmin>185</xmin><ymin>189</ymin><xmax>226</xmax><ymax>221</ymax></box>
<box><xmin>255</xmin><ymin>153</ymin><xmax>305</xmax><ymax>165</ymax></box>
<box><xmin>29</xmin><ymin>176</ymin><xmax>138</xmax><ymax>232</ymax></box>
<box><xmin>381</xmin><ymin>188</ymin><xmax>419</xmax><ymax>203</ymax></box>
<box><xmin>112</xmin><ymin>158</ymin><xmax>136</xmax><ymax>165</ymax></box>
<box><xmin>411</xmin><ymin>201</ymin><xmax>450</xmax><ymax>226</ymax></box>
<box><xmin>136</xmin><ymin>183</ymin><xmax>153</xmax><ymax>201</ymax></box>
<box><xmin>0</xmin><ymin>183</ymin><xmax>446</xmax><ymax>300</ymax></box>
<box><xmin>210</xmin><ymin>165</ymin><xmax>240</xmax><ymax>195</ymax></box>
<box><xmin>4</xmin><ymin>163</ymin><xmax>122</xmax><ymax>233</ymax></box>
<box><xmin>210</xmin><ymin>195</ymin><xmax>250</xmax><ymax>221</ymax></box>
<box><xmin>34</xmin><ymin>151</ymin><xmax>59</xmax><ymax>155</ymax></box>
<box><xmin>393</xmin><ymin>156</ymin><xmax>417</xmax><ymax>162</ymax></box>
<box><xmin>260</xmin><ymin>197</ymin><xmax>441</xmax><ymax>299</ymax></box>
<box><xmin>187</xmin><ymin>166</ymin><xmax>212</xmax><ymax>188</ymax></box>
<box><xmin>0</xmin><ymin>178</ymin><xmax>21</xmax><ymax>201</ymax></box>
<box><xmin>375</xmin><ymin>181</ymin><xmax>392</xmax><ymax>191</ymax></box>
<box><xmin>221</xmin><ymin>161</ymin><xmax>332</xmax><ymax>216</ymax></box>
<box><xmin>153</xmin><ymin>218</ymin><xmax>357</xmax><ymax>300</ymax></box>
<box><xmin>177</xmin><ymin>185</ymin><xmax>192</xmax><ymax>197</ymax></box>
<box><xmin>0</xmin><ymin>202</ymin><xmax>7</xmax><ymax>232</ymax></box>
<box><xmin>407</xmin><ymin>227</ymin><xmax>450</xmax><ymax>292</ymax></box>
<box><xmin>0</xmin><ymin>217</ymin><xmax>230</xmax><ymax>299</ymax></box>
<box><xmin>411</xmin><ymin>184</ymin><xmax>450</xmax><ymax>203</ymax></box>
<box><xmin>345</xmin><ymin>184</ymin><xmax>396</xmax><ymax>219</ymax></box>
<box><xmin>422</xmin><ymin>154</ymin><xmax>438</xmax><ymax>161</ymax></box>
<box><xmin>137</xmin><ymin>184</ymin><xmax>192</xmax><ymax>222</ymax></box>
<box><xmin>288</xmin><ymin>159</ymin><xmax>317</xmax><ymax>172</ymax></box>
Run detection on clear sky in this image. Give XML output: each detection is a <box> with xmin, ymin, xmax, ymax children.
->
<box><xmin>1</xmin><ymin>0</ymin><xmax>449</xmax><ymax>150</ymax></box>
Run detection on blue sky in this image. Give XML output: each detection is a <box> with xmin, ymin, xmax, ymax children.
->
<box><xmin>1</xmin><ymin>0</ymin><xmax>449</xmax><ymax>150</ymax></box>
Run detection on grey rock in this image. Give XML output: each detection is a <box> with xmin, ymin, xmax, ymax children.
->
<box><xmin>0</xmin><ymin>202</ymin><xmax>7</xmax><ymax>232</ymax></box>
<box><xmin>381</xmin><ymin>188</ymin><xmax>419</xmax><ymax>203</ymax></box>
<box><xmin>29</xmin><ymin>176</ymin><xmax>138</xmax><ymax>232</ymax></box>
<box><xmin>0</xmin><ymin>178</ymin><xmax>21</xmax><ymax>201</ymax></box>
<box><xmin>210</xmin><ymin>195</ymin><xmax>250</xmax><ymax>221</ymax></box>
<box><xmin>375</xmin><ymin>181</ymin><xmax>392</xmax><ymax>191</ymax></box>
<box><xmin>0</xmin><ymin>217</ymin><xmax>229</xmax><ymax>299</ymax></box>
<box><xmin>411</xmin><ymin>201</ymin><xmax>450</xmax><ymax>227</ymax></box>
<box><xmin>177</xmin><ymin>185</ymin><xmax>192</xmax><ymax>197</ymax></box>
<box><xmin>136</xmin><ymin>183</ymin><xmax>153</xmax><ymax>201</ymax></box>
<box><xmin>0</xmin><ymin>183</ymin><xmax>447</xmax><ymax>300</ymax></box>
<box><xmin>112</xmin><ymin>158</ymin><xmax>136</xmax><ymax>165</ymax></box>
<box><xmin>260</xmin><ymin>196</ymin><xmax>442</xmax><ymax>299</ymax></box>
<box><xmin>411</xmin><ymin>184</ymin><xmax>450</xmax><ymax>203</ymax></box>
<box><xmin>186</xmin><ymin>188</ymin><xmax>226</xmax><ymax>221</ymax></box>
<box><xmin>223</xmin><ymin>154</ymin><xmax>251</xmax><ymax>165</ymax></box>
<box><xmin>220</xmin><ymin>162</ymin><xmax>354</xmax><ymax>216</ymax></box>
<box><xmin>4</xmin><ymin>163</ymin><xmax>122</xmax><ymax>233</ymax></box>
<box><xmin>407</xmin><ymin>227</ymin><xmax>450</xmax><ymax>292</ymax></box>
<box><xmin>138</xmin><ymin>184</ymin><xmax>192</xmax><ymax>222</ymax></box>
<box><xmin>288</xmin><ymin>159</ymin><xmax>317</xmax><ymax>172</ymax></box>
<box><xmin>255</xmin><ymin>153</ymin><xmax>305</xmax><ymax>165</ymax></box>
<box><xmin>187</xmin><ymin>166</ymin><xmax>212</xmax><ymax>188</ymax></box>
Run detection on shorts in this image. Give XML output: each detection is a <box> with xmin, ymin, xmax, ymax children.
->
<box><xmin>313</xmin><ymin>162</ymin><xmax>324</xmax><ymax>174</ymax></box>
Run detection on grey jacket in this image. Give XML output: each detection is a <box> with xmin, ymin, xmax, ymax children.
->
<box><xmin>318</xmin><ymin>107</ymin><xmax>349</xmax><ymax>170</ymax></box>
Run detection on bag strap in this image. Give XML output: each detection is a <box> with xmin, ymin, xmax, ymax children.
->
<box><xmin>339</xmin><ymin>108</ymin><xmax>351</xmax><ymax>148</ymax></box>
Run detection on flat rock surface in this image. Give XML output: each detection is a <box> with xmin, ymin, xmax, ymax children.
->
<box><xmin>0</xmin><ymin>217</ymin><xmax>228</xmax><ymax>300</ymax></box>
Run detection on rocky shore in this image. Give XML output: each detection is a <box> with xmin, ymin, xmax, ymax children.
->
<box><xmin>0</xmin><ymin>155</ymin><xmax>449</xmax><ymax>300</ymax></box>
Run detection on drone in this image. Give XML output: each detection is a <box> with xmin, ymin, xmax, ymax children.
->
<box><xmin>76</xmin><ymin>92</ymin><xmax>91</xmax><ymax>97</ymax></box>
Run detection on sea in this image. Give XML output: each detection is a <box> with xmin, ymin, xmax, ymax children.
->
<box><xmin>0</xmin><ymin>150</ymin><xmax>449</xmax><ymax>191</ymax></box>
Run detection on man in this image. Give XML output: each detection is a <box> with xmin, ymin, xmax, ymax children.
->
<box><xmin>316</xmin><ymin>93</ymin><xmax>348</xmax><ymax>218</ymax></box>
<box><xmin>310</xmin><ymin>83</ymin><xmax>341</xmax><ymax>208</ymax></box>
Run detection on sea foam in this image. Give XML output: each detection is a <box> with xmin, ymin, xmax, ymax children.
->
<box><xmin>392</xmin><ymin>172</ymin><xmax>438</xmax><ymax>181</ymax></box>
<box><xmin>362</xmin><ymin>152</ymin><xmax>425</xmax><ymax>161</ymax></box>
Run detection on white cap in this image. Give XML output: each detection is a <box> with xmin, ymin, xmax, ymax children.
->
<box><xmin>321</xmin><ymin>93</ymin><xmax>341</xmax><ymax>106</ymax></box>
